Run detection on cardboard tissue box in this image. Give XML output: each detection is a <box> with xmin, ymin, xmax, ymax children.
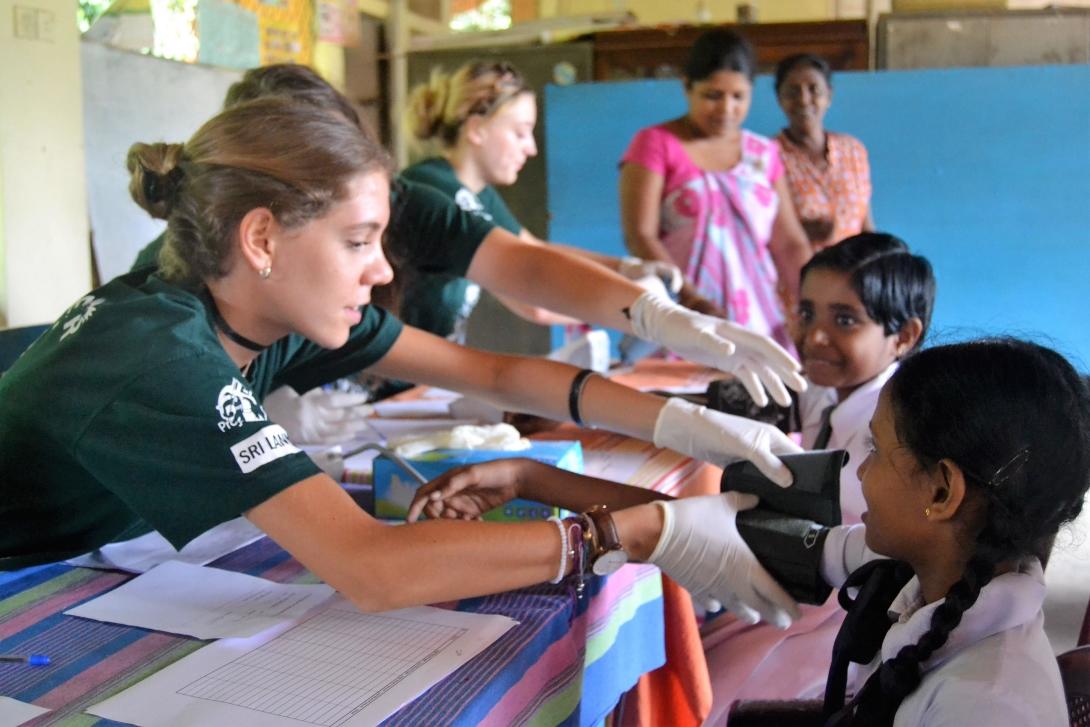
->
<box><xmin>373</xmin><ymin>440</ymin><xmax>583</xmax><ymax>521</ymax></box>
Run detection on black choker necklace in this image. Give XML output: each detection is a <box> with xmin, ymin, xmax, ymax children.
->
<box><xmin>202</xmin><ymin>289</ymin><xmax>269</xmax><ymax>353</ymax></box>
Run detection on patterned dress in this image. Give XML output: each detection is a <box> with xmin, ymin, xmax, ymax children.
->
<box><xmin>622</xmin><ymin>125</ymin><xmax>790</xmax><ymax>349</ymax></box>
<box><xmin>776</xmin><ymin>130</ymin><xmax>872</xmax><ymax>250</ymax></box>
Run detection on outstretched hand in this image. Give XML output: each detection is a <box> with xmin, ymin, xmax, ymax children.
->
<box><xmin>627</xmin><ymin>291</ymin><xmax>806</xmax><ymax>407</ymax></box>
<box><xmin>649</xmin><ymin>492</ymin><xmax>801</xmax><ymax>627</ymax></box>
<box><xmin>406</xmin><ymin>458</ymin><xmax>534</xmax><ymax>522</ymax></box>
<box><xmin>653</xmin><ymin>397</ymin><xmax>804</xmax><ymax>488</ymax></box>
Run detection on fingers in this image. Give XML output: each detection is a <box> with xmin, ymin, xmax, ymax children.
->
<box><xmin>749</xmin><ymin>447</ymin><xmax>796</xmax><ymax>488</ymax></box>
<box><xmin>406</xmin><ymin>488</ymin><xmax>436</xmax><ymax>522</ymax></box>
<box><xmin>726</xmin><ymin>324</ymin><xmax>802</xmax><ymax>376</ymax></box>
<box><xmin>721</xmin><ymin>597</ymin><xmax>761</xmax><ymax>625</ymax></box>
<box><xmin>696</xmin><ymin>328</ymin><xmax>737</xmax><ymax>359</ymax></box>
<box><xmin>725</xmin><ymin>492</ymin><xmax>760</xmax><ymax>512</ymax></box>
<box><xmin>749</xmin><ymin>566</ymin><xmax>802</xmax><ymax>628</ymax></box>
<box><xmin>753</xmin><ymin>363</ymin><xmax>793</xmax><ymax>408</ymax></box>
<box><xmin>733</xmin><ymin>367</ymin><xmax>769</xmax><ymax>409</ymax></box>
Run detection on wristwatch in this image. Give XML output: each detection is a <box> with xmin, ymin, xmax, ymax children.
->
<box><xmin>585</xmin><ymin>505</ymin><xmax>628</xmax><ymax>576</ymax></box>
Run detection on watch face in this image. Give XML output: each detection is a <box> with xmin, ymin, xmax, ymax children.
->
<box><xmin>591</xmin><ymin>548</ymin><xmax>628</xmax><ymax>576</ymax></box>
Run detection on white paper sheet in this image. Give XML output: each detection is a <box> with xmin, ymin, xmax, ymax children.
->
<box><xmin>0</xmin><ymin>696</ymin><xmax>49</xmax><ymax>727</ymax></box>
<box><xmin>65</xmin><ymin>561</ymin><xmax>334</xmax><ymax>639</ymax></box>
<box><xmin>66</xmin><ymin>517</ymin><xmax>264</xmax><ymax>573</ymax></box>
<box><xmin>87</xmin><ymin>597</ymin><xmax>517</xmax><ymax>727</ymax></box>
<box><xmin>372</xmin><ymin>399</ymin><xmax>452</xmax><ymax>418</ymax></box>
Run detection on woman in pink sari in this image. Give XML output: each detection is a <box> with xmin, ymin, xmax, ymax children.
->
<box><xmin>620</xmin><ymin>29</ymin><xmax>811</xmax><ymax>351</ymax></box>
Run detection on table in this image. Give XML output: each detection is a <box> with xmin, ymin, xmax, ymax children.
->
<box><xmin>0</xmin><ymin>361</ymin><xmax>720</xmax><ymax>727</ymax></box>
<box><xmin>0</xmin><ymin>538</ymin><xmax>662</xmax><ymax>727</ymax></box>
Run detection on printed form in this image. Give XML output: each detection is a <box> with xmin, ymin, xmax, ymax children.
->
<box><xmin>87</xmin><ymin>597</ymin><xmax>517</xmax><ymax>727</ymax></box>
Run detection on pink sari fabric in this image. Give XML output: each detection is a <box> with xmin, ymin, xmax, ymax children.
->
<box><xmin>622</xmin><ymin>125</ymin><xmax>790</xmax><ymax>348</ymax></box>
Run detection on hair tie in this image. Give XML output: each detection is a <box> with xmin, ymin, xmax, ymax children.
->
<box><xmin>142</xmin><ymin>165</ymin><xmax>185</xmax><ymax>206</ymax></box>
<box><xmin>142</xmin><ymin>171</ymin><xmax>162</xmax><ymax>204</ymax></box>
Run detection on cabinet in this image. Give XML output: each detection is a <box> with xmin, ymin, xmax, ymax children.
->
<box><xmin>588</xmin><ymin>21</ymin><xmax>870</xmax><ymax>81</ymax></box>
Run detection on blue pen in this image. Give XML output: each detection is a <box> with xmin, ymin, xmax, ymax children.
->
<box><xmin>0</xmin><ymin>654</ymin><xmax>50</xmax><ymax>666</ymax></box>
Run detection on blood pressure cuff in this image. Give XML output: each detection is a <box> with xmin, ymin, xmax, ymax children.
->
<box><xmin>722</xmin><ymin>450</ymin><xmax>849</xmax><ymax>604</ymax></box>
<box><xmin>648</xmin><ymin>379</ymin><xmax>800</xmax><ymax>433</ymax></box>
<box><xmin>705</xmin><ymin>378</ymin><xmax>800</xmax><ymax>432</ymax></box>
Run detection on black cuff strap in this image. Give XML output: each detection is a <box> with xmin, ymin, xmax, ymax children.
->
<box><xmin>568</xmin><ymin>369</ymin><xmax>597</xmax><ymax>426</ymax></box>
<box><xmin>736</xmin><ymin>512</ymin><xmax>832</xmax><ymax>605</ymax></box>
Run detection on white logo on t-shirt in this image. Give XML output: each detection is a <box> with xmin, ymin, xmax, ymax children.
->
<box><xmin>454</xmin><ymin>188</ymin><xmax>494</xmax><ymax>222</ymax></box>
<box><xmin>216</xmin><ymin>378</ymin><xmax>267</xmax><ymax>432</ymax></box>
<box><xmin>60</xmin><ymin>295</ymin><xmax>106</xmax><ymax>340</ymax></box>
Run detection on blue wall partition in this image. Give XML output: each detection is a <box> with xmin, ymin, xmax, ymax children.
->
<box><xmin>545</xmin><ymin>65</ymin><xmax>1090</xmax><ymax>367</ymax></box>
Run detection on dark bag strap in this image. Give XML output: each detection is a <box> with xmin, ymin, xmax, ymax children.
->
<box><xmin>822</xmin><ymin>559</ymin><xmax>915</xmax><ymax>720</ymax></box>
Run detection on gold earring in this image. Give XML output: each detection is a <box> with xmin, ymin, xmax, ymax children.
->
<box><xmin>259</xmin><ymin>265</ymin><xmax>272</xmax><ymax>280</ymax></box>
<box><xmin>924</xmin><ymin>507</ymin><xmax>931</xmax><ymax>518</ymax></box>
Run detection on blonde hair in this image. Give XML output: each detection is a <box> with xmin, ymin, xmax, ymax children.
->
<box><xmin>406</xmin><ymin>61</ymin><xmax>532</xmax><ymax>149</ymax></box>
<box><xmin>127</xmin><ymin>97</ymin><xmax>393</xmax><ymax>284</ymax></box>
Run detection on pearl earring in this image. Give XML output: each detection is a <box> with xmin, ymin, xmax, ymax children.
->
<box><xmin>259</xmin><ymin>266</ymin><xmax>272</xmax><ymax>280</ymax></box>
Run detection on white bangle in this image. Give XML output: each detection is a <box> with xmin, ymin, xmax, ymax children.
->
<box><xmin>547</xmin><ymin>516</ymin><xmax>568</xmax><ymax>584</ymax></box>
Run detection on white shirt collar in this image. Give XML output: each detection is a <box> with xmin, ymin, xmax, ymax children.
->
<box><xmin>829</xmin><ymin>361</ymin><xmax>898</xmax><ymax>437</ymax></box>
<box><xmin>881</xmin><ymin>558</ymin><xmax>1046</xmax><ymax>670</ymax></box>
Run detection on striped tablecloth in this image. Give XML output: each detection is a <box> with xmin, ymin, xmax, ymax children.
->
<box><xmin>0</xmin><ymin>538</ymin><xmax>663</xmax><ymax>727</ymax></box>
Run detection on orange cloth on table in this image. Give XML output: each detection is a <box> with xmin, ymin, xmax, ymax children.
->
<box><xmin>776</xmin><ymin>131</ymin><xmax>871</xmax><ymax>248</ymax></box>
<box><xmin>617</xmin><ymin>460</ymin><xmax>719</xmax><ymax>727</ymax></box>
<box><xmin>619</xmin><ymin>576</ymin><xmax>713</xmax><ymax>727</ymax></box>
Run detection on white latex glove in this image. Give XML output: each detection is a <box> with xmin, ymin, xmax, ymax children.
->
<box><xmin>262</xmin><ymin>386</ymin><xmax>374</xmax><ymax>445</ymax></box>
<box><xmin>627</xmin><ymin>291</ymin><xmax>806</xmax><ymax>407</ymax></box>
<box><xmin>649</xmin><ymin>492</ymin><xmax>800</xmax><ymax>628</ymax></box>
<box><xmin>618</xmin><ymin>256</ymin><xmax>684</xmax><ymax>295</ymax></box>
<box><xmin>653</xmin><ymin>397</ymin><xmax>804</xmax><ymax>487</ymax></box>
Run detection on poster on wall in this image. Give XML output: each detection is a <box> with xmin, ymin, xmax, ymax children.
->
<box><xmin>235</xmin><ymin>0</ymin><xmax>313</xmax><ymax>66</ymax></box>
<box><xmin>316</xmin><ymin>0</ymin><xmax>360</xmax><ymax>46</ymax></box>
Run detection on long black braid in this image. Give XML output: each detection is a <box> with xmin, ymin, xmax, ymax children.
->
<box><xmin>827</xmin><ymin>339</ymin><xmax>1090</xmax><ymax>726</ymax></box>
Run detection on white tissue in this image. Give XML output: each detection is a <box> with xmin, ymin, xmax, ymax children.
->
<box><xmin>391</xmin><ymin>423</ymin><xmax>531</xmax><ymax>458</ymax></box>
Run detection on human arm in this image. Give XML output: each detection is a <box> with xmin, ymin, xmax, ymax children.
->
<box><xmin>619</xmin><ymin>162</ymin><xmax>722</xmax><ymax>316</ymax></box>
<box><xmin>368</xmin><ymin>327</ymin><xmax>802</xmax><ymax>484</ymax></box>
<box><xmin>406</xmin><ymin>457</ymin><xmax>671</xmax><ymax>522</ymax></box>
<box><xmin>467</xmin><ymin>229</ymin><xmax>806</xmax><ymax>405</ymax></box>
<box><xmin>247</xmin><ymin>473</ymin><xmax>576</xmax><ymax>611</ymax></box>
<box><xmin>863</xmin><ymin>206</ymin><xmax>875</xmax><ymax>232</ymax></box>
<box><xmin>250</xmin><ymin>473</ymin><xmax>794</xmax><ymax>624</ymax></box>
<box><xmin>769</xmin><ymin>175</ymin><xmax>813</xmax><ymax>302</ymax></box>
<box><xmin>820</xmin><ymin>523</ymin><xmax>883</xmax><ymax>589</ymax></box>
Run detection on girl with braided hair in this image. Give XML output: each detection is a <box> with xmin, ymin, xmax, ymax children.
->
<box><xmin>819</xmin><ymin>338</ymin><xmax>1090</xmax><ymax>725</ymax></box>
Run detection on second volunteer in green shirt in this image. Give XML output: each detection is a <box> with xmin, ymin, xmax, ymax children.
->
<box><xmin>401</xmin><ymin>60</ymin><xmax>684</xmax><ymax>339</ymax></box>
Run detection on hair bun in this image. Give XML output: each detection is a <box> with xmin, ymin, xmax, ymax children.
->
<box><xmin>406</xmin><ymin>70</ymin><xmax>450</xmax><ymax>141</ymax></box>
<box><xmin>127</xmin><ymin>142</ymin><xmax>186</xmax><ymax>219</ymax></box>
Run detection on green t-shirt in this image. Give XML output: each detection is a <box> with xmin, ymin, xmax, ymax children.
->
<box><xmin>0</xmin><ymin>268</ymin><xmax>402</xmax><ymax>569</ymax></box>
<box><xmin>386</xmin><ymin>178</ymin><xmax>495</xmax><ymax>342</ymax></box>
<box><xmin>130</xmin><ymin>178</ymin><xmax>496</xmax><ymax>343</ymax></box>
<box><xmin>395</xmin><ymin>163</ymin><xmax>521</xmax><ymax>342</ymax></box>
<box><xmin>400</xmin><ymin>157</ymin><xmax>522</xmax><ymax>236</ymax></box>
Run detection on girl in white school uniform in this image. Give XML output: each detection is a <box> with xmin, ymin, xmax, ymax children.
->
<box><xmin>701</xmin><ymin>232</ymin><xmax>936</xmax><ymax>719</ymax></box>
<box><xmin>411</xmin><ymin>337</ymin><xmax>1087</xmax><ymax>726</ymax></box>
<box><xmin>819</xmin><ymin>337</ymin><xmax>1088</xmax><ymax>725</ymax></box>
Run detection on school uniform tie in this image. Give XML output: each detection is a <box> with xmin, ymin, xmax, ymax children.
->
<box><xmin>813</xmin><ymin>404</ymin><xmax>836</xmax><ymax>449</ymax></box>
